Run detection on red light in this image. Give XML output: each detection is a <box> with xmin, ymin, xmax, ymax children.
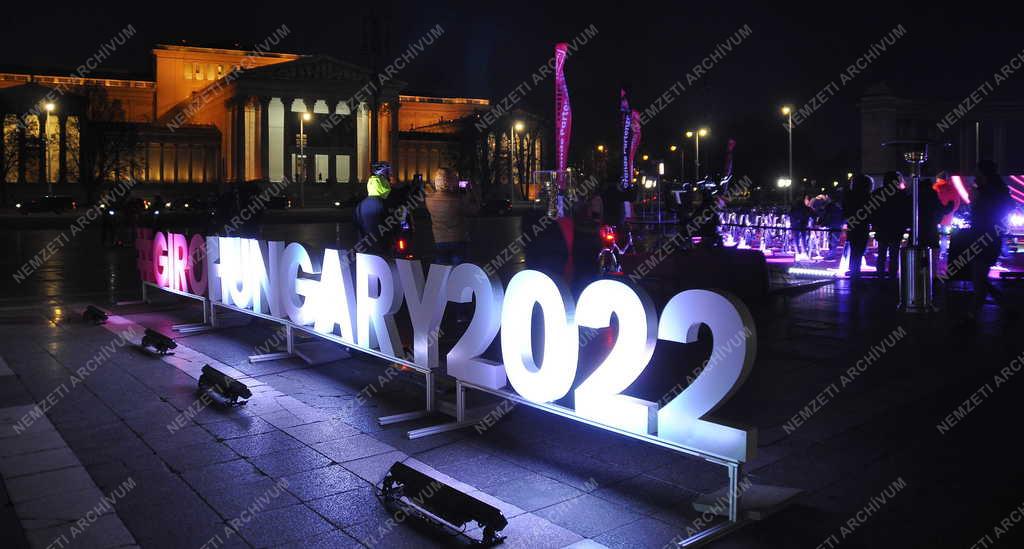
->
<box><xmin>599</xmin><ymin>225</ymin><xmax>617</xmax><ymax>244</ymax></box>
<box><xmin>397</xmin><ymin>239</ymin><xmax>407</xmax><ymax>251</ymax></box>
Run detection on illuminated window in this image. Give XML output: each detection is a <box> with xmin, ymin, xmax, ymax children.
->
<box><xmin>245</xmin><ymin>102</ymin><xmax>257</xmax><ymax>180</ymax></box>
<box><xmin>45</xmin><ymin>114</ymin><xmax>60</xmax><ymax>183</ymax></box>
<box><xmin>3</xmin><ymin>115</ymin><xmax>19</xmax><ymax>183</ymax></box>
<box><xmin>206</xmin><ymin>64</ymin><xmax>215</xmax><ymax>81</ymax></box>
<box><xmin>194</xmin><ymin>63</ymin><xmax>203</xmax><ymax>81</ymax></box>
<box><xmin>315</xmin><ymin>154</ymin><xmax>328</xmax><ymax>182</ymax></box>
<box><xmin>217</xmin><ymin>64</ymin><xmax>224</xmax><ymax>77</ymax></box>
<box><xmin>184</xmin><ymin>62</ymin><xmax>192</xmax><ymax>80</ymax></box>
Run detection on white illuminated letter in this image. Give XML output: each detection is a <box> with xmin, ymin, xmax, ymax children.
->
<box><xmin>356</xmin><ymin>253</ymin><xmax>403</xmax><ymax>356</ymax></box>
<box><xmin>242</xmin><ymin>239</ymin><xmax>277</xmax><ymax>314</ymax></box>
<box><xmin>220</xmin><ymin>237</ymin><xmax>248</xmax><ymax>308</ymax></box>
<box><xmin>206</xmin><ymin>236</ymin><xmax>222</xmax><ymax>302</ymax></box>
<box><xmin>657</xmin><ymin>289</ymin><xmax>757</xmax><ymax>462</ymax></box>
<box><xmin>574</xmin><ymin>279</ymin><xmax>659</xmax><ymax>434</ymax></box>
<box><xmin>313</xmin><ymin>249</ymin><xmax>357</xmax><ymax>344</ymax></box>
<box><xmin>396</xmin><ymin>259</ymin><xmax>451</xmax><ymax>370</ymax></box>
<box><xmin>445</xmin><ymin>263</ymin><xmax>504</xmax><ymax>389</ymax></box>
<box><xmin>279</xmin><ymin>242</ymin><xmax>316</xmax><ymax>326</ymax></box>
<box><xmin>500</xmin><ymin>270</ymin><xmax>578</xmax><ymax>403</ymax></box>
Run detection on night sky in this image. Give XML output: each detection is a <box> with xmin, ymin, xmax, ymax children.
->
<box><xmin>5</xmin><ymin>1</ymin><xmax>1021</xmax><ymax>183</ymax></box>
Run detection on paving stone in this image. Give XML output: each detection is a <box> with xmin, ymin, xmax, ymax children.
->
<box><xmin>183</xmin><ymin>458</ymin><xmax>267</xmax><ymax>493</ymax></box>
<box><xmin>339</xmin><ymin>450</ymin><xmax>407</xmax><ymax>484</ymax></box>
<box><xmin>282</xmin><ymin>465</ymin><xmax>365</xmax><ymax>501</ymax></box>
<box><xmin>158</xmin><ymin>440</ymin><xmax>239</xmax><ymax>472</ymax></box>
<box><xmin>25</xmin><ymin>513</ymin><xmax>135</xmax><ymax>547</ymax></box>
<box><xmin>223</xmin><ymin>431</ymin><xmax>304</xmax><ymax>458</ymax></box>
<box><xmin>282</xmin><ymin>418</ymin><xmax>359</xmax><ymax>445</ymax></box>
<box><xmin>307</xmin><ymin>486</ymin><xmax>380</xmax><ymax>528</ymax></box>
<box><xmin>473</xmin><ymin>512</ymin><xmax>583</xmax><ymax>549</ymax></box>
<box><xmin>435</xmin><ymin>454</ymin><xmax>534</xmax><ymax>490</ymax></box>
<box><xmin>203</xmin><ymin>477</ymin><xmax>299</xmax><ymax>519</ymax></box>
<box><xmin>6</xmin><ymin>466</ymin><xmax>96</xmax><ymax>503</ymax></box>
<box><xmin>248</xmin><ymin>446</ymin><xmax>333</xmax><ymax>479</ymax></box>
<box><xmin>270</xmin><ymin>527</ymin><xmax>364</xmax><ymax>548</ymax></box>
<box><xmin>235</xmin><ymin>503</ymin><xmax>335</xmax><ymax>547</ymax></box>
<box><xmin>591</xmin><ymin>474</ymin><xmax>696</xmax><ymax>516</ymax></box>
<box><xmin>534</xmin><ymin>494</ymin><xmax>644</xmax><ymax>538</ymax></box>
<box><xmin>592</xmin><ymin>517</ymin><xmax>685</xmax><ymax>549</ymax></box>
<box><xmin>484</xmin><ymin>472</ymin><xmax>584</xmax><ymax>512</ymax></box>
<box><xmin>14</xmin><ymin>486</ymin><xmax>108</xmax><ymax>530</ymax></box>
<box><xmin>0</xmin><ymin>446</ymin><xmax>80</xmax><ymax>478</ymax></box>
<box><xmin>312</xmin><ymin>434</ymin><xmax>396</xmax><ymax>463</ymax></box>
<box><xmin>414</xmin><ymin>440</ymin><xmax>493</xmax><ymax>468</ymax></box>
<box><xmin>0</xmin><ymin>429</ymin><xmax>65</xmax><ymax>457</ymax></box>
<box><xmin>202</xmin><ymin>415</ymin><xmax>279</xmax><ymax>440</ymax></box>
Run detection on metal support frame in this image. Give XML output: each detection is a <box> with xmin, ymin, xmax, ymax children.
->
<box><xmin>206</xmin><ymin>300</ymin><xmax>440</xmax><ymax>428</ymax></box>
<box><xmin>406</xmin><ymin>379</ymin><xmax>755</xmax><ymax>546</ymax></box>
<box><xmin>248</xmin><ymin>324</ymin><xmax>297</xmax><ymax>363</ymax></box>
<box><xmin>142</xmin><ymin>281</ymin><xmax>214</xmax><ymax>333</ymax></box>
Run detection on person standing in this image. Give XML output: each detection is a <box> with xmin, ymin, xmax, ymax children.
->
<box><xmin>425</xmin><ymin>168</ymin><xmax>479</xmax><ymax>265</ymax></box>
<box><xmin>844</xmin><ymin>175</ymin><xmax>873</xmax><ymax>278</ymax></box>
<box><xmin>871</xmin><ymin>171</ymin><xmax>908</xmax><ymax>278</ymax></box>
<box><xmin>968</xmin><ymin>161</ymin><xmax>1014</xmax><ymax>320</ymax></box>
<box><xmin>789</xmin><ymin>193</ymin><xmax>813</xmax><ymax>257</ymax></box>
<box><xmin>354</xmin><ymin>162</ymin><xmax>393</xmax><ymax>253</ymax></box>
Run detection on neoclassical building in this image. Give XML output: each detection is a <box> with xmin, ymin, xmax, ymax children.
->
<box><xmin>0</xmin><ymin>43</ymin><xmax>492</xmax><ymax>203</ymax></box>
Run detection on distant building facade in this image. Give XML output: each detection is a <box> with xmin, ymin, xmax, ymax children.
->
<box><xmin>0</xmin><ymin>42</ymin><xmax>492</xmax><ymax>204</ymax></box>
<box><xmin>860</xmin><ymin>82</ymin><xmax>1024</xmax><ymax>178</ymax></box>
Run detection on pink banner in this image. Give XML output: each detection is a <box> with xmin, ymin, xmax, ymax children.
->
<box><xmin>555</xmin><ymin>43</ymin><xmax>572</xmax><ymax>190</ymax></box>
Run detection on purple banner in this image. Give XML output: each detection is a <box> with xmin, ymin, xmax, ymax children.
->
<box><xmin>555</xmin><ymin>43</ymin><xmax>572</xmax><ymax>190</ymax></box>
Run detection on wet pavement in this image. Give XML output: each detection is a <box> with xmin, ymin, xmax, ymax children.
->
<box><xmin>2</xmin><ymin>217</ymin><xmax>1024</xmax><ymax>548</ymax></box>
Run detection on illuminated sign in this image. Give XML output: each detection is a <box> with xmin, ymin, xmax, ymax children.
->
<box><xmin>137</xmin><ymin>235</ymin><xmax>757</xmax><ymax>462</ymax></box>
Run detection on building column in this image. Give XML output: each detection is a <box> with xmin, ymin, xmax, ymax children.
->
<box><xmin>233</xmin><ymin>98</ymin><xmax>247</xmax><ymax>183</ymax></box>
<box><xmin>326</xmin><ymin>96</ymin><xmax>339</xmax><ymax>184</ymax></box>
<box><xmin>993</xmin><ymin>121</ymin><xmax>1006</xmax><ymax>172</ymax></box>
<box><xmin>302</xmin><ymin>97</ymin><xmax>317</xmax><ymax>184</ymax></box>
<box><xmin>281</xmin><ymin>97</ymin><xmax>295</xmax><ymax>182</ymax></box>
<box><xmin>187</xmin><ymin>145</ymin><xmax>194</xmax><ymax>184</ymax></box>
<box><xmin>58</xmin><ymin>115</ymin><xmax>67</xmax><ymax>183</ymax></box>
<box><xmin>259</xmin><ymin>97</ymin><xmax>270</xmax><ymax>181</ymax></box>
<box><xmin>38</xmin><ymin>114</ymin><xmax>47</xmax><ymax>185</ymax></box>
<box><xmin>356</xmin><ymin>102</ymin><xmax>369</xmax><ymax>182</ymax></box>
<box><xmin>17</xmin><ymin>119</ymin><xmax>25</xmax><ymax>183</ymax></box>
<box><xmin>369</xmin><ymin>99</ymin><xmax>378</xmax><ymax>164</ymax></box>
<box><xmin>388</xmin><ymin>99</ymin><xmax>400</xmax><ymax>182</ymax></box>
<box><xmin>159</xmin><ymin>143</ymin><xmax>165</xmax><ymax>183</ymax></box>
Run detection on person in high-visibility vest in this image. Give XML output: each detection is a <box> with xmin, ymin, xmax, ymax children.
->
<box><xmin>354</xmin><ymin>162</ymin><xmax>392</xmax><ymax>251</ymax></box>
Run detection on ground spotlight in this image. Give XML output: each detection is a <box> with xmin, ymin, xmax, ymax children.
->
<box><xmin>82</xmin><ymin>305</ymin><xmax>109</xmax><ymax>324</ymax></box>
<box><xmin>380</xmin><ymin>461</ymin><xmax>508</xmax><ymax>546</ymax></box>
<box><xmin>198</xmin><ymin>365</ymin><xmax>252</xmax><ymax>405</ymax></box>
<box><xmin>141</xmin><ymin>328</ymin><xmax>177</xmax><ymax>354</ymax></box>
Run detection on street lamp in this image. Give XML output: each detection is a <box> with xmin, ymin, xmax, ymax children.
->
<box><xmin>514</xmin><ymin>120</ymin><xmax>525</xmax><ymax>132</ymax></box>
<box><xmin>686</xmin><ymin>128</ymin><xmax>708</xmax><ymax>180</ymax></box>
<box><xmin>298</xmin><ymin>112</ymin><xmax>312</xmax><ymax>207</ymax></box>
<box><xmin>782</xmin><ymin>106</ymin><xmax>793</xmax><ymax>203</ymax></box>
<box><xmin>596</xmin><ymin>144</ymin><xmax>605</xmax><ymax>153</ymax></box>
<box><xmin>43</xmin><ymin>102</ymin><xmax>56</xmax><ymax>195</ymax></box>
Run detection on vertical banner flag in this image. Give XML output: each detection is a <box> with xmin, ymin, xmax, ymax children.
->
<box><xmin>620</xmin><ymin>89</ymin><xmax>637</xmax><ymax>191</ymax></box>
<box><xmin>555</xmin><ymin>42</ymin><xmax>572</xmax><ymax>193</ymax></box>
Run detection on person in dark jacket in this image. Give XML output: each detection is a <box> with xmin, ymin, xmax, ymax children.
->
<box><xmin>789</xmin><ymin>194</ymin><xmax>813</xmax><ymax>256</ymax></box>
<box><xmin>968</xmin><ymin>161</ymin><xmax>1015</xmax><ymax>319</ymax></box>
<box><xmin>871</xmin><ymin>171</ymin><xmax>908</xmax><ymax>277</ymax></box>
<box><xmin>844</xmin><ymin>175</ymin><xmax>873</xmax><ymax>277</ymax></box>
<box><xmin>915</xmin><ymin>177</ymin><xmax>954</xmax><ymax>250</ymax></box>
<box><xmin>354</xmin><ymin>162</ymin><xmax>392</xmax><ymax>253</ymax></box>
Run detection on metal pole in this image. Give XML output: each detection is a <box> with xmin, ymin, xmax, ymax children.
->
<box><xmin>299</xmin><ymin>116</ymin><xmax>305</xmax><ymax>208</ymax></box>
<box><xmin>45</xmin><ymin>111</ymin><xmax>52</xmax><ymax>196</ymax></box>
<box><xmin>695</xmin><ymin>135</ymin><xmax>701</xmax><ymax>180</ymax></box>
<box><xmin>787</xmin><ymin>113</ymin><xmax>793</xmax><ymax>204</ymax></box>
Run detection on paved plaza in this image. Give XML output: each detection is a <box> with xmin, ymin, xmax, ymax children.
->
<box><xmin>2</xmin><ymin>276</ymin><xmax>1023</xmax><ymax>548</ymax></box>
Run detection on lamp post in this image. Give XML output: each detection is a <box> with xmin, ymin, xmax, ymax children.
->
<box><xmin>44</xmin><ymin>102</ymin><xmax>55</xmax><ymax>195</ymax></box>
<box><xmin>686</xmin><ymin>128</ymin><xmax>708</xmax><ymax>180</ymax></box>
<box><xmin>670</xmin><ymin>144</ymin><xmax>683</xmax><ymax>181</ymax></box>
<box><xmin>299</xmin><ymin>112</ymin><xmax>311</xmax><ymax>207</ymax></box>
<box><xmin>782</xmin><ymin>106</ymin><xmax>793</xmax><ymax>203</ymax></box>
